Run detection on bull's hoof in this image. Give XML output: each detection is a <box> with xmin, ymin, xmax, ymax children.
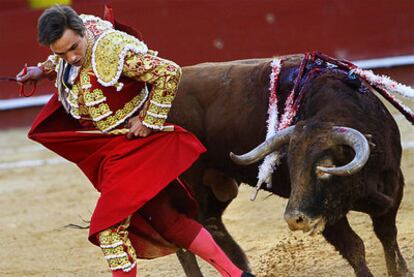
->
<box><xmin>392</xmin><ymin>269</ymin><xmax>413</xmax><ymax>277</ymax></box>
<box><xmin>242</xmin><ymin>272</ymin><xmax>256</xmax><ymax>277</ymax></box>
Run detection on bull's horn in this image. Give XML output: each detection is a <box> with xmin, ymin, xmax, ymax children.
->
<box><xmin>316</xmin><ymin>126</ymin><xmax>370</xmax><ymax>176</ymax></box>
<box><xmin>230</xmin><ymin>125</ymin><xmax>295</xmax><ymax>165</ymax></box>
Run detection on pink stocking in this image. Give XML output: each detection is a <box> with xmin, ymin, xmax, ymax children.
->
<box><xmin>188</xmin><ymin>228</ymin><xmax>243</xmax><ymax>277</ymax></box>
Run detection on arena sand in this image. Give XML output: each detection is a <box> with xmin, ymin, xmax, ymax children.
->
<box><xmin>0</xmin><ymin>102</ymin><xmax>413</xmax><ymax>276</ymax></box>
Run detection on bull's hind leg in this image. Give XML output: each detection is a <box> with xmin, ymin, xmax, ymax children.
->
<box><xmin>322</xmin><ymin>216</ymin><xmax>373</xmax><ymax>277</ymax></box>
<box><xmin>371</xmin><ymin>211</ymin><xmax>410</xmax><ymax>277</ymax></box>
<box><xmin>370</xmin><ymin>173</ymin><xmax>410</xmax><ymax>277</ymax></box>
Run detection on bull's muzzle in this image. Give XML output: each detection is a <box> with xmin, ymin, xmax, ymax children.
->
<box><xmin>284</xmin><ymin>210</ymin><xmax>326</xmax><ymax>236</ymax></box>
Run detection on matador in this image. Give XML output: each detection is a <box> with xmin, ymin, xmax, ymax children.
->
<box><xmin>17</xmin><ymin>5</ymin><xmax>254</xmax><ymax>277</ymax></box>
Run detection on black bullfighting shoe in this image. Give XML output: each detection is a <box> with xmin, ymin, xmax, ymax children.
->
<box><xmin>242</xmin><ymin>272</ymin><xmax>256</xmax><ymax>277</ymax></box>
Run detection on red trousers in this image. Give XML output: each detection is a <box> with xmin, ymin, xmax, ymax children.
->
<box><xmin>131</xmin><ymin>188</ymin><xmax>202</xmax><ymax>249</ymax></box>
<box><xmin>101</xmin><ymin>187</ymin><xmax>244</xmax><ymax>277</ymax></box>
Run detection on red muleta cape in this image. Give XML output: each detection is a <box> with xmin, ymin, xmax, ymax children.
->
<box><xmin>28</xmin><ymin>94</ymin><xmax>206</xmax><ymax>258</ymax></box>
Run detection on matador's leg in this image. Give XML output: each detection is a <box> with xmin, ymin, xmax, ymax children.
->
<box><xmin>98</xmin><ymin>216</ymin><xmax>137</xmax><ymax>277</ymax></box>
<box><xmin>138</xmin><ymin>190</ymin><xmax>245</xmax><ymax>277</ymax></box>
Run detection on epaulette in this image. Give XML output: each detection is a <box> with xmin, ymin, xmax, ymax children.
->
<box><xmin>92</xmin><ymin>30</ymin><xmax>148</xmax><ymax>89</ymax></box>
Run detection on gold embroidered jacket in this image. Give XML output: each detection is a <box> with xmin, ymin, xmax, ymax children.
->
<box><xmin>39</xmin><ymin>14</ymin><xmax>181</xmax><ymax>132</ymax></box>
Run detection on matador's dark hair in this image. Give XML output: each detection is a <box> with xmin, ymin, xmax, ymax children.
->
<box><xmin>37</xmin><ymin>5</ymin><xmax>85</xmax><ymax>45</ymax></box>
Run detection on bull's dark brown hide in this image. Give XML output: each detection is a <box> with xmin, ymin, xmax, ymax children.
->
<box><xmin>168</xmin><ymin>55</ymin><xmax>410</xmax><ymax>277</ymax></box>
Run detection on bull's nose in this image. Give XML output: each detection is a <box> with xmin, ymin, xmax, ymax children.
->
<box><xmin>284</xmin><ymin>210</ymin><xmax>311</xmax><ymax>232</ymax></box>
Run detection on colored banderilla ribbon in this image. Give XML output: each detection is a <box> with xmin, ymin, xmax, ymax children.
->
<box><xmin>0</xmin><ymin>64</ymin><xmax>37</xmax><ymax>97</ymax></box>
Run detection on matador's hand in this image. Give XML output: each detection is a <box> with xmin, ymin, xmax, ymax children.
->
<box><xmin>15</xmin><ymin>66</ymin><xmax>45</xmax><ymax>85</ymax></box>
<box><xmin>126</xmin><ymin>116</ymin><xmax>156</xmax><ymax>139</ymax></box>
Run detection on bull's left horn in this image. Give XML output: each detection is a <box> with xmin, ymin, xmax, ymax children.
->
<box><xmin>317</xmin><ymin>126</ymin><xmax>370</xmax><ymax>176</ymax></box>
<box><xmin>230</xmin><ymin>125</ymin><xmax>295</xmax><ymax>165</ymax></box>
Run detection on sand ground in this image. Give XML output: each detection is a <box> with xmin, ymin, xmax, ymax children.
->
<box><xmin>0</xmin><ymin>104</ymin><xmax>413</xmax><ymax>277</ymax></box>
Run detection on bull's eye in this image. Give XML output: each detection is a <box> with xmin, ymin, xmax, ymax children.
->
<box><xmin>316</xmin><ymin>168</ymin><xmax>333</xmax><ymax>180</ymax></box>
<box><xmin>315</xmin><ymin>157</ymin><xmax>335</xmax><ymax>180</ymax></box>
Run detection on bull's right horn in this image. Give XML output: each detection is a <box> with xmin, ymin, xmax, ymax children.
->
<box><xmin>230</xmin><ymin>125</ymin><xmax>295</xmax><ymax>165</ymax></box>
<box><xmin>316</xmin><ymin>126</ymin><xmax>370</xmax><ymax>176</ymax></box>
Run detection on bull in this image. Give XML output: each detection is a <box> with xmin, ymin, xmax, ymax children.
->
<box><xmin>168</xmin><ymin>53</ymin><xmax>412</xmax><ymax>277</ymax></box>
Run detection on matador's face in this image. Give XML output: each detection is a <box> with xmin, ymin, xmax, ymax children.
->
<box><xmin>50</xmin><ymin>28</ymin><xmax>88</xmax><ymax>67</ymax></box>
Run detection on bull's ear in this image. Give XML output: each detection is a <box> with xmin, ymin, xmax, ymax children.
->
<box><xmin>364</xmin><ymin>133</ymin><xmax>376</xmax><ymax>149</ymax></box>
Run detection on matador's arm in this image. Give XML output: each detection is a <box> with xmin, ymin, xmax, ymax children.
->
<box><xmin>122</xmin><ymin>51</ymin><xmax>181</xmax><ymax>130</ymax></box>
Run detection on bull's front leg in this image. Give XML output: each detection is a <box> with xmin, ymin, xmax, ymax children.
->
<box><xmin>202</xmin><ymin>214</ymin><xmax>251</xmax><ymax>272</ymax></box>
<box><xmin>176</xmin><ymin>249</ymin><xmax>203</xmax><ymax>277</ymax></box>
<box><xmin>180</xmin><ymin>164</ymin><xmax>252</xmax><ymax>273</ymax></box>
<box><xmin>192</xmin><ymin>177</ymin><xmax>251</xmax><ymax>272</ymax></box>
<box><xmin>175</xmin><ymin>163</ymin><xmax>251</xmax><ymax>275</ymax></box>
<box><xmin>322</xmin><ymin>216</ymin><xmax>373</xmax><ymax>277</ymax></box>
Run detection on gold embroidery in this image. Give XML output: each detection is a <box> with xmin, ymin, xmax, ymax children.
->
<box><xmin>95</xmin><ymin>93</ymin><xmax>146</xmax><ymax>132</ymax></box>
<box><xmin>67</xmin><ymin>92</ymin><xmax>78</xmax><ymax>107</ymax></box>
<box><xmin>99</xmin><ymin>229</ymin><xmax>122</xmax><ymax>246</ymax></box>
<box><xmin>98</xmin><ymin>217</ymin><xmax>137</xmax><ymax>272</ymax></box>
<box><xmin>101</xmin><ymin>244</ymin><xmax>125</xmax><ymax>257</ymax></box>
<box><xmin>77</xmin><ymin>93</ymin><xmax>90</xmax><ymax>117</ymax></box>
<box><xmin>71</xmin><ymin>83</ymin><xmax>80</xmax><ymax>95</ymax></box>
<box><xmin>57</xmin><ymin>29</ymin><xmax>95</xmax><ymax>121</ymax></box>
<box><xmin>69</xmin><ymin>107</ymin><xmax>80</xmax><ymax>119</ymax></box>
<box><xmin>142</xmin><ymin>115</ymin><xmax>166</xmax><ymax>129</ymax></box>
<box><xmin>147</xmin><ymin>104</ymin><xmax>169</xmax><ymax>117</ymax></box>
<box><xmin>122</xmin><ymin>51</ymin><xmax>181</xmax><ymax>129</ymax></box>
<box><xmin>83</xmin><ymin>88</ymin><xmax>106</xmax><ymax>106</ymax></box>
<box><xmin>80</xmin><ymin>70</ymin><xmax>91</xmax><ymax>85</ymax></box>
<box><xmin>88</xmin><ymin>103</ymin><xmax>112</xmax><ymax>121</ymax></box>
<box><xmin>44</xmin><ymin>18</ymin><xmax>176</xmax><ymax>131</ymax></box>
<box><xmin>78</xmin><ymin>106</ymin><xmax>89</xmax><ymax>117</ymax></box>
<box><xmin>92</xmin><ymin>30</ymin><xmax>148</xmax><ymax>86</ymax></box>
